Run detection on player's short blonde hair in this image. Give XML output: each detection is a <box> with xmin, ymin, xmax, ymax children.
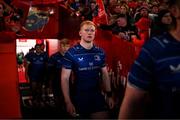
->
<box><xmin>60</xmin><ymin>38</ymin><xmax>70</xmax><ymax>45</ymax></box>
<box><xmin>80</xmin><ymin>20</ymin><xmax>97</xmax><ymax>30</ymax></box>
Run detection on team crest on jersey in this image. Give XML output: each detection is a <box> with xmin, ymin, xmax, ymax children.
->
<box><xmin>89</xmin><ymin>62</ymin><xmax>94</xmax><ymax>66</ymax></box>
<box><xmin>78</xmin><ymin>57</ymin><xmax>84</xmax><ymax>61</ymax></box>
<box><xmin>94</xmin><ymin>55</ymin><xmax>101</xmax><ymax>61</ymax></box>
<box><xmin>169</xmin><ymin>64</ymin><xmax>180</xmax><ymax>73</ymax></box>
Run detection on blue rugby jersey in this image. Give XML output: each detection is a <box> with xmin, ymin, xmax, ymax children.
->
<box><xmin>48</xmin><ymin>52</ymin><xmax>64</xmax><ymax>95</ymax></box>
<box><xmin>48</xmin><ymin>52</ymin><xmax>64</xmax><ymax>71</ymax></box>
<box><xmin>128</xmin><ymin>32</ymin><xmax>180</xmax><ymax>117</ymax></box>
<box><xmin>25</xmin><ymin>52</ymin><xmax>33</xmax><ymax>62</ymax></box>
<box><xmin>128</xmin><ymin>32</ymin><xmax>180</xmax><ymax>91</ymax></box>
<box><xmin>48</xmin><ymin>52</ymin><xmax>63</xmax><ymax>85</ymax></box>
<box><xmin>62</xmin><ymin>43</ymin><xmax>106</xmax><ymax>92</ymax></box>
<box><xmin>26</xmin><ymin>52</ymin><xmax>48</xmax><ymax>79</ymax></box>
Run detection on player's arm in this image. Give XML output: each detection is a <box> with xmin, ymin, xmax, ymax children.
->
<box><xmin>118</xmin><ymin>82</ymin><xmax>147</xmax><ymax>119</ymax></box>
<box><xmin>101</xmin><ymin>66</ymin><xmax>114</xmax><ymax>109</ymax></box>
<box><xmin>61</xmin><ymin>67</ymin><xmax>76</xmax><ymax>117</ymax></box>
<box><xmin>61</xmin><ymin>67</ymin><xmax>72</xmax><ymax>104</ymax></box>
<box><xmin>101</xmin><ymin>66</ymin><xmax>111</xmax><ymax>92</ymax></box>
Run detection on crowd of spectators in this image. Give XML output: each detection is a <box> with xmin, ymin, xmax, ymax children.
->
<box><xmin>59</xmin><ymin>0</ymin><xmax>172</xmax><ymax>43</ymax></box>
<box><xmin>0</xmin><ymin>0</ymin><xmax>23</xmax><ymax>36</ymax></box>
<box><xmin>0</xmin><ymin>0</ymin><xmax>173</xmax><ymax>42</ymax></box>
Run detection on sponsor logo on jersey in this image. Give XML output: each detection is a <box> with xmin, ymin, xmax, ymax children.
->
<box><xmin>170</xmin><ymin>64</ymin><xmax>180</xmax><ymax>73</ymax></box>
<box><xmin>94</xmin><ymin>55</ymin><xmax>101</xmax><ymax>61</ymax></box>
<box><xmin>78</xmin><ymin>57</ymin><xmax>84</xmax><ymax>61</ymax></box>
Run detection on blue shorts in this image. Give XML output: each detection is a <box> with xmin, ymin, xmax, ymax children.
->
<box><xmin>29</xmin><ymin>73</ymin><xmax>45</xmax><ymax>82</ymax></box>
<box><xmin>73</xmin><ymin>91</ymin><xmax>108</xmax><ymax>115</ymax></box>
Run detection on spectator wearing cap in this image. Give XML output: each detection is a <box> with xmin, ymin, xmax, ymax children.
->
<box><xmin>134</xmin><ymin>5</ymin><xmax>151</xmax><ymax>42</ymax></box>
<box><xmin>112</xmin><ymin>14</ymin><xmax>138</xmax><ymax>41</ymax></box>
<box><xmin>134</xmin><ymin>5</ymin><xmax>149</xmax><ymax>22</ymax></box>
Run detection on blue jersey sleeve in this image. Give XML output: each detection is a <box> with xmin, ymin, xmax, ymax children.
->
<box><xmin>128</xmin><ymin>39</ymin><xmax>157</xmax><ymax>91</ymax></box>
<box><xmin>43</xmin><ymin>52</ymin><xmax>49</xmax><ymax>62</ymax></box>
<box><xmin>100</xmin><ymin>48</ymin><xmax>106</xmax><ymax>68</ymax></box>
<box><xmin>62</xmin><ymin>50</ymin><xmax>74</xmax><ymax>69</ymax></box>
<box><xmin>48</xmin><ymin>54</ymin><xmax>56</xmax><ymax>67</ymax></box>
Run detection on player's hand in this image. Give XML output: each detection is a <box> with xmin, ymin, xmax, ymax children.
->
<box><xmin>66</xmin><ymin>102</ymin><xmax>77</xmax><ymax>117</ymax></box>
<box><xmin>107</xmin><ymin>97</ymin><xmax>115</xmax><ymax>109</ymax></box>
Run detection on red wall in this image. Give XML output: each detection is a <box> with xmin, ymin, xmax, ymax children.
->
<box><xmin>94</xmin><ymin>29</ymin><xmax>137</xmax><ymax>76</ymax></box>
<box><xmin>0</xmin><ymin>32</ymin><xmax>22</xmax><ymax>119</ymax></box>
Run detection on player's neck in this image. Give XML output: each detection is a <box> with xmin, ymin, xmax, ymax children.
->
<box><xmin>36</xmin><ymin>52</ymin><xmax>41</xmax><ymax>55</ymax></box>
<box><xmin>60</xmin><ymin>51</ymin><xmax>64</xmax><ymax>56</ymax></box>
<box><xmin>80</xmin><ymin>41</ymin><xmax>93</xmax><ymax>50</ymax></box>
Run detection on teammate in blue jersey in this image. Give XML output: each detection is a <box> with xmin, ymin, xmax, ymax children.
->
<box><xmin>61</xmin><ymin>20</ymin><xmax>114</xmax><ymax>118</ymax></box>
<box><xmin>119</xmin><ymin>0</ymin><xmax>180</xmax><ymax>119</ymax></box>
<box><xmin>48</xmin><ymin>38</ymin><xmax>70</xmax><ymax>108</ymax></box>
<box><xmin>25</xmin><ymin>44</ymin><xmax>49</xmax><ymax>106</ymax></box>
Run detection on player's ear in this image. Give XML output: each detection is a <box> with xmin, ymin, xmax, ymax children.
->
<box><xmin>79</xmin><ymin>31</ymin><xmax>82</xmax><ymax>36</ymax></box>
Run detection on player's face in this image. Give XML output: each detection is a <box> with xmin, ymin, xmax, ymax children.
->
<box><xmin>59</xmin><ymin>44</ymin><xmax>70</xmax><ymax>55</ymax></box>
<box><xmin>79</xmin><ymin>24</ymin><xmax>96</xmax><ymax>43</ymax></box>
<box><xmin>35</xmin><ymin>46</ymin><xmax>41</xmax><ymax>54</ymax></box>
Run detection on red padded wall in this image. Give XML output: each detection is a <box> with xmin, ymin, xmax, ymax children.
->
<box><xmin>0</xmin><ymin>32</ymin><xmax>22</xmax><ymax>118</ymax></box>
<box><xmin>94</xmin><ymin>29</ymin><xmax>113</xmax><ymax>68</ymax></box>
<box><xmin>111</xmin><ymin>35</ymin><xmax>136</xmax><ymax>76</ymax></box>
